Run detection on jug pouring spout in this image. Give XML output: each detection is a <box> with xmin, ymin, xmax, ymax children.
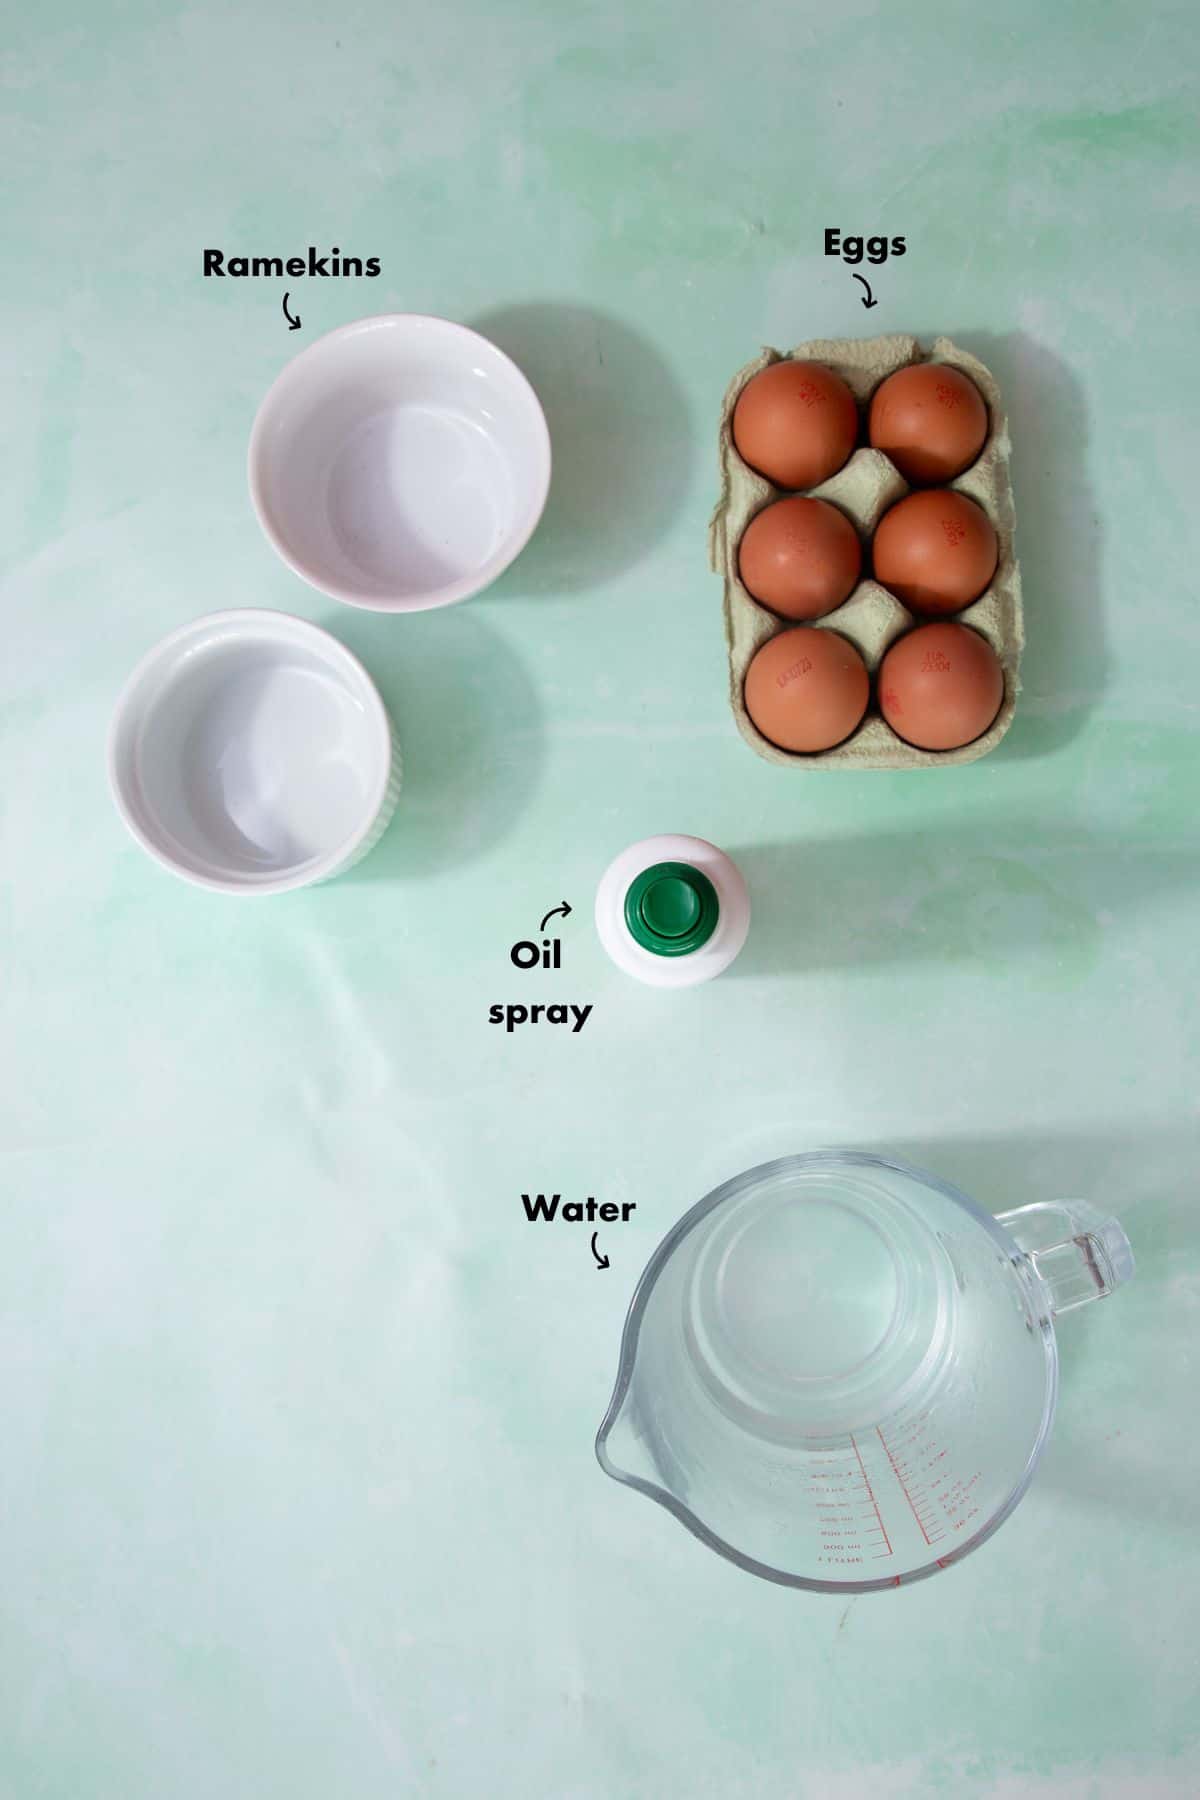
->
<box><xmin>596</xmin><ymin>1389</ymin><xmax>662</xmax><ymax>1494</ymax></box>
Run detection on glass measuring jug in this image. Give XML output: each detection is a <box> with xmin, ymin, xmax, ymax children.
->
<box><xmin>595</xmin><ymin>1151</ymin><xmax>1134</xmax><ymax>1590</ymax></box>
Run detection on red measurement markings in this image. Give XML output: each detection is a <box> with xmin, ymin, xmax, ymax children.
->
<box><xmin>936</xmin><ymin>1468</ymin><xmax>983</xmax><ymax>1532</ymax></box>
<box><xmin>849</xmin><ymin>1434</ymin><xmax>894</xmax><ymax>1559</ymax></box>
<box><xmin>876</xmin><ymin>1425</ymin><xmax>946</xmax><ymax>1547</ymax></box>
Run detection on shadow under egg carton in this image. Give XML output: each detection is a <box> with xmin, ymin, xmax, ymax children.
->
<box><xmin>708</xmin><ymin>333</ymin><xmax>1024</xmax><ymax>768</ymax></box>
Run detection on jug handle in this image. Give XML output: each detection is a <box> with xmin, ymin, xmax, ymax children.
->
<box><xmin>995</xmin><ymin>1200</ymin><xmax>1135</xmax><ymax>1316</ymax></box>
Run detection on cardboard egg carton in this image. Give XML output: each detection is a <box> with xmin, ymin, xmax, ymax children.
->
<box><xmin>708</xmin><ymin>334</ymin><xmax>1024</xmax><ymax>767</ymax></box>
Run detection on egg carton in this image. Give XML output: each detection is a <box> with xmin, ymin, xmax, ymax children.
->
<box><xmin>708</xmin><ymin>334</ymin><xmax>1024</xmax><ymax>768</ymax></box>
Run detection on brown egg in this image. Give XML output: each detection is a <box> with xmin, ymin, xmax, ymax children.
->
<box><xmin>869</xmin><ymin>363</ymin><xmax>988</xmax><ymax>484</ymax></box>
<box><xmin>732</xmin><ymin>360</ymin><xmax>859</xmax><ymax>490</ymax></box>
<box><xmin>873</xmin><ymin>489</ymin><xmax>998</xmax><ymax>614</ymax></box>
<box><xmin>879</xmin><ymin>623</ymin><xmax>1004</xmax><ymax>751</ymax></box>
<box><xmin>744</xmin><ymin>627</ymin><xmax>869</xmax><ymax>753</ymax></box>
<box><xmin>738</xmin><ymin>497</ymin><xmax>862</xmax><ymax>620</ymax></box>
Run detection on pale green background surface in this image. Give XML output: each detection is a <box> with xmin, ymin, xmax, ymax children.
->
<box><xmin>2</xmin><ymin>2</ymin><xmax>1199</xmax><ymax>1794</ymax></box>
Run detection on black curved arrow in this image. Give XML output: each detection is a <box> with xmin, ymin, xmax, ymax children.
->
<box><xmin>282</xmin><ymin>292</ymin><xmax>302</xmax><ymax>330</ymax></box>
<box><xmin>539</xmin><ymin>901</ymin><xmax>572</xmax><ymax>932</ymax></box>
<box><xmin>591</xmin><ymin>1231</ymin><xmax>610</xmax><ymax>1270</ymax></box>
<box><xmin>852</xmin><ymin>274</ymin><xmax>877</xmax><ymax>310</ymax></box>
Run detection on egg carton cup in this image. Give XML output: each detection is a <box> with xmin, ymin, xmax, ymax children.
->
<box><xmin>708</xmin><ymin>333</ymin><xmax>1024</xmax><ymax>768</ymax></box>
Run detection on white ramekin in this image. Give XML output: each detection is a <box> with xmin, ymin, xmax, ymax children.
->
<box><xmin>248</xmin><ymin>314</ymin><xmax>551</xmax><ymax>613</ymax></box>
<box><xmin>108</xmin><ymin>609</ymin><xmax>402</xmax><ymax>894</ymax></box>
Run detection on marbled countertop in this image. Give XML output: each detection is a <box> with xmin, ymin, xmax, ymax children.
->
<box><xmin>2</xmin><ymin>2</ymin><xmax>1197</xmax><ymax>1793</ymax></box>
